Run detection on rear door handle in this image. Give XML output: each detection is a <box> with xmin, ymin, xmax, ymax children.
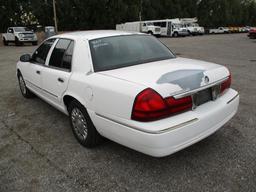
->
<box><xmin>58</xmin><ymin>78</ymin><xmax>64</xmax><ymax>83</ymax></box>
<box><xmin>36</xmin><ymin>70</ymin><xmax>40</xmax><ymax>75</ymax></box>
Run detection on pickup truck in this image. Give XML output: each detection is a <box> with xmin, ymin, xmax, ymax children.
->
<box><xmin>209</xmin><ymin>27</ymin><xmax>229</xmax><ymax>34</ymax></box>
<box><xmin>2</xmin><ymin>27</ymin><xmax>38</xmax><ymax>46</ymax></box>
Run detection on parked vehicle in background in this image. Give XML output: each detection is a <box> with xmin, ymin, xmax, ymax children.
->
<box><xmin>149</xmin><ymin>19</ymin><xmax>189</xmax><ymax>37</ymax></box>
<box><xmin>45</xmin><ymin>26</ymin><xmax>56</xmax><ymax>38</ymax></box>
<box><xmin>248</xmin><ymin>28</ymin><xmax>256</xmax><ymax>39</ymax></box>
<box><xmin>228</xmin><ymin>27</ymin><xmax>239</xmax><ymax>33</ymax></box>
<box><xmin>209</xmin><ymin>27</ymin><xmax>229</xmax><ymax>34</ymax></box>
<box><xmin>2</xmin><ymin>27</ymin><xmax>38</xmax><ymax>46</ymax></box>
<box><xmin>17</xmin><ymin>30</ymin><xmax>239</xmax><ymax>157</ymax></box>
<box><xmin>181</xmin><ymin>18</ymin><xmax>205</xmax><ymax>35</ymax></box>
<box><xmin>116</xmin><ymin>19</ymin><xmax>189</xmax><ymax>37</ymax></box>
<box><xmin>116</xmin><ymin>22</ymin><xmax>161</xmax><ymax>36</ymax></box>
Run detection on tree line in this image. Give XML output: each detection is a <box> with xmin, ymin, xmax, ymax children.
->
<box><xmin>0</xmin><ymin>0</ymin><xmax>256</xmax><ymax>32</ymax></box>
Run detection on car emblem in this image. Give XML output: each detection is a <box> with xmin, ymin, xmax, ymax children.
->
<box><xmin>204</xmin><ymin>76</ymin><xmax>209</xmax><ymax>84</ymax></box>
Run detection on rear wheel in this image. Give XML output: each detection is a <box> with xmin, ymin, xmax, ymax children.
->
<box><xmin>173</xmin><ymin>32</ymin><xmax>178</xmax><ymax>37</ymax></box>
<box><xmin>3</xmin><ymin>38</ymin><xmax>8</xmax><ymax>46</ymax></box>
<box><xmin>18</xmin><ymin>73</ymin><xmax>34</xmax><ymax>98</ymax></box>
<box><xmin>68</xmin><ymin>100</ymin><xmax>102</xmax><ymax>147</ymax></box>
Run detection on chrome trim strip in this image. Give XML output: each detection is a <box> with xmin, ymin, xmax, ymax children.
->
<box><xmin>227</xmin><ymin>93</ymin><xmax>239</xmax><ymax>104</ymax></box>
<box><xmin>173</xmin><ymin>77</ymin><xmax>228</xmax><ymax>99</ymax></box>
<box><xmin>95</xmin><ymin>113</ymin><xmax>198</xmax><ymax>134</ymax></box>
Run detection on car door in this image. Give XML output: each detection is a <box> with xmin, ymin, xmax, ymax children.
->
<box><xmin>22</xmin><ymin>38</ymin><xmax>56</xmax><ymax>94</ymax></box>
<box><xmin>42</xmin><ymin>38</ymin><xmax>74</xmax><ymax>104</ymax></box>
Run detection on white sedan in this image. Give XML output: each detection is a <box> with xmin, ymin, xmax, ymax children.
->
<box><xmin>17</xmin><ymin>31</ymin><xmax>239</xmax><ymax>157</ymax></box>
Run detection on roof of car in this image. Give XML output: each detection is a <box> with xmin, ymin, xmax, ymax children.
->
<box><xmin>53</xmin><ymin>30</ymin><xmax>143</xmax><ymax>40</ymax></box>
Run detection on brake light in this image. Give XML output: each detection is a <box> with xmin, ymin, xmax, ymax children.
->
<box><xmin>221</xmin><ymin>74</ymin><xmax>231</xmax><ymax>93</ymax></box>
<box><xmin>131</xmin><ymin>88</ymin><xmax>192</xmax><ymax>122</ymax></box>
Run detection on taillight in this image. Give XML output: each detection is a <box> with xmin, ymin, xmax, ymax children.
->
<box><xmin>131</xmin><ymin>88</ymin><xmax>192</xmax><ymax>122</ymax></box>
<box><xmin>221</xmin><ymin>74</ymin><xmax>231</xmax><ymax>93</ymax></box>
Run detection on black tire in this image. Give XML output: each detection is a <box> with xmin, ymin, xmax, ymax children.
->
<box><xmin>3</xmin><ymin>38</ymin><xmax>8</xmax><ymax>46</ymax></box>
<box><xmin>15</xmin><ymin>37</ymin><xmax>23</xmax><ymax>46</ymax></box>
<box><xmin>148</xmin><ymin>31</ymin><xmax>153</xmax><ymax>35</ymax></box>
<box><xmin>173</xmin><ymin>32</ymin><xmax>178</xmax><ymax>37</ymax></box>
<box><xmin>68</xmin><ymin>100</ymin><xmax>102</xmax><ymax>147</ymax></box>
<box><xmin>32</xmin><ymin>41</ymin><xmax>38</xmax><ymax>46</ymax></box>
<box><xmin>18</xmin><ymin>73</ymin><xmax>34</xmax><ymax>98</ymax></box>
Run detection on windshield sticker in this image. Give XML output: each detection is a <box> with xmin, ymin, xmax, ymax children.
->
<box><xmin>91</xmin><ymin>40</ymin><xmax>109</xmax><ymax>49</ymax></box>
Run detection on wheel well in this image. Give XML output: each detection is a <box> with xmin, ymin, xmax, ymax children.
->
<box><xmin>17</xmin><ymin>69</ymin><xmax>21</xmax><ymax>77</ymax></box>
<box><xmin>63</xmin><ymin>95</ymin><xmax>79</xmax><ymax>110</ymax></box>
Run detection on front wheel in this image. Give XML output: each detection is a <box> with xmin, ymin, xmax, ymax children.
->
<box><xmin>15</xmin><ymin>37</ymin><xmax>23</xmax><ymax>46</ymax></box>
<box><xmin>32</xmin><ymin>41</ymin><xmax>38</xmax><ymax>46</ymax></box>
<box><xmin>68</xmin><ymin>100</ymin><xmax>102</xmax><ymax>147</ymax></box>
<box><xmin>18</xmin><ymin>73</ymin><xmax>34</xmax><ymax>98</ymax></box>
<box><xmin>147</xmin><ymin>31</ymin><xmax>153</xmax><ymax>35</ymax></box>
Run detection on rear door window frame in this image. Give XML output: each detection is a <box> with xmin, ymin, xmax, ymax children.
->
<box><xmin>46</xmin><ymin>38</ymin><xmax>75</xmax><ymax>72</ymax></box>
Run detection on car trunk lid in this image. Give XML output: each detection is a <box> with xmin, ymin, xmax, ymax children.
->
<box><xmin>98</xmin><ymin>57</ymin><xmax>229</xmax><ymax>98</ymax></box>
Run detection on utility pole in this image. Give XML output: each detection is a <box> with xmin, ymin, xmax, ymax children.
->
<box><xmin>139</xmin><ymin>0</ymin><xmax>143</xmax><ymax>31</ymax></box>
<box><xmin>53</xmin><ymin>0</ymin><xmax>58</xmax><ymax>33</ymax></box>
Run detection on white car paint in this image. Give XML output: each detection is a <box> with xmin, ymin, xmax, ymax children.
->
<box><xmin>17</xmin><ymin>30</ymin><xmax>239</xmax><ymax>157</ymax></box>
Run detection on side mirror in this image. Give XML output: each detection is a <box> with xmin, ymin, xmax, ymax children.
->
<box><xmin>20</xmin><ymin>54</ymin><xmax>31</xmax><ymax>62</ymax></box>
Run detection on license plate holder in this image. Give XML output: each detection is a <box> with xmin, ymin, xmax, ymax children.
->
<box><xmin>193</xmin><ymin>88</ymin><xmax>213</xmax><ymax>107</ymax></box>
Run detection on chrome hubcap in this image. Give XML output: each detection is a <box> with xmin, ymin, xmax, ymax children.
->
<box><xmin>71</xmin><ymin>108</ymin><xmax>88</xmax><ymax>141</ymax></box>
<box><xmin>19</xmin><ymin>76</ymin><xmax>26</xmax><ymax>94</ymax></box>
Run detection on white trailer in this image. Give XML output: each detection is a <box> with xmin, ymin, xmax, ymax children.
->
<box><xmin>116</xmin><ymin>21</ymin><xmax>161</xmax><ymax>36</ymax></box>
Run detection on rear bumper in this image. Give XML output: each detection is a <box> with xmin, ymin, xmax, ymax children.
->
<box><xmin>90</xmin><ymin>89</ymin><xmax>239</xmax><ymax>157</ymax></box>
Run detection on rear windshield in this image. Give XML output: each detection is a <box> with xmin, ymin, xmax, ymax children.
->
<box><xmin>89</xmin><ymin>35</ymin><xmax>175</xmax><ymax>72</ymax></box>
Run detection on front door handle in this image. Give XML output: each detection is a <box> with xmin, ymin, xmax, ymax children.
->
<box><xmin>36</xmin><ymin>70</ymin><xmax>40</xmax><ymax>75</ymax></box>
<box><xmin>58</xmin><ymin>78</ymin><xmax>64</xmax><ymax>83</ymax></box>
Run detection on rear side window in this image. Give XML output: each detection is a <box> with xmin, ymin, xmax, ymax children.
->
<box><xmin>32</xmin><ymin>38</ymin><xmax>56</xmax><ymax>64</ymax></box>
<box><xmin>49</xmin><ymin>39</ymin><xmax>74</xmax><ymax>70</ymax></box>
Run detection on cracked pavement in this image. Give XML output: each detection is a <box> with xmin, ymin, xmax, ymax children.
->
<box><xmin>0</xmin><ymin>34</ymin><xmax>256</xmax><ymax>192</ymax></box>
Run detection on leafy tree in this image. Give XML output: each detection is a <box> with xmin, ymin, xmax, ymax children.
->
<box><xmin>0</xmin><ymin>0</ymin><xmax>255</xmax><ymax>32</ymax></box>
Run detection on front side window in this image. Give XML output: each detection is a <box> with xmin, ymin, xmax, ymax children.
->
<box><xmin>89</xmin><ymin>35</ymin><xmax>175</xmax><ymax>72</ymax></box>
<box><xmin>31</xmin><ymin>38</ymin><xmax>56</xmax><ymax>64</ymax></box>
<box><xmin>49</xmin><ymin>39</ymin><xmax>74</xmax><ymax>70</ymax></box>
<box><xmin>161</xmin><ymin>22</ymin><xmax>167</xmax><ymax>27</ymax></box>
